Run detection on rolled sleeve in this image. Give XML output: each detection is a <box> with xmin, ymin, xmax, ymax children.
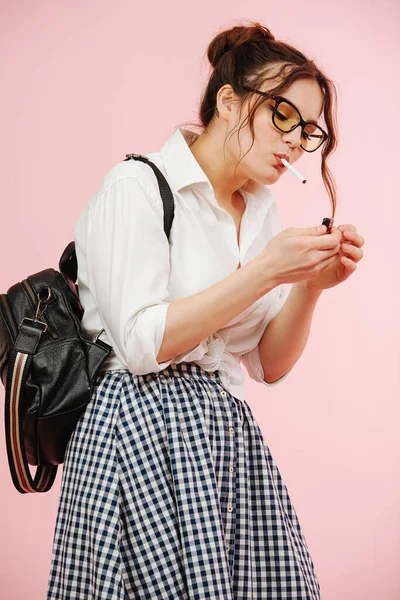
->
<box><xmin>86</xmin><ymin>174</ymin><xmax>174</xmax><ymax>375</ymax></box>
<box><xmin>241</xmin><ymin>284</ymin><xmax>293</xmax><ymax>386</ymax></box>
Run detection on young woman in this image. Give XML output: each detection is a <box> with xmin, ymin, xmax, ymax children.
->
<box><xmin>47</xmin><ymin>21</ymin><xmax>364</xmax><ymax>600</ymax></box>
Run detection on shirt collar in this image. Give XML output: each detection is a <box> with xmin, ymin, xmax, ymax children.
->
<box><xmin>159</xmin><ymin>127</ymin><xmax>274</xmax><ymax>206</ymax></box>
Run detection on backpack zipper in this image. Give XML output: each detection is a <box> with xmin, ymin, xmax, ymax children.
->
<box><xmin>0</xmin><ymin>294</ymin><xmax>18</xmax><ymax>342</ymax></box>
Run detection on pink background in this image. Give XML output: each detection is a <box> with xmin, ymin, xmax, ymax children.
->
<box><xmin>1</xmin><ymin>1</ymin><xmax>399</xmax><ymax>598</ymax></box>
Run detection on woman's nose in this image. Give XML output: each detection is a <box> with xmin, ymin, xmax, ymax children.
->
<box><xmin>281</xmin><ymin>125</ymin><xmax>303</xmax><ymax>149</ymax></box>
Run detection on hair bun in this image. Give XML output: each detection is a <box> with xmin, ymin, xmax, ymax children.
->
<box><xmin>208</xmin><ymin>22</ymin><xmax>275</xmax><ymax>68</ymax></box>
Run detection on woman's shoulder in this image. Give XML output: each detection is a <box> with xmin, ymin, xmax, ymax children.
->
<box><xmin>100</xmin><ymin>156</ymin><xmax>160</xmax><ymax>197</ymax></box>
<box><xmin>91</xmin><ymin>154</ymin><xmax>166</xmax><ymax>215</ymax></box>
<box><xmin>73</xmin><ymin>154</ymin><xmax>166</xmax><ymax>239</ymax></box>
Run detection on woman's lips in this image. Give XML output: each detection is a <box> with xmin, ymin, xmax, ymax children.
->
<box><xmin>273</xmin><ymin>155</ymin><xmax>286</xmax><ymax>168</ymax></box>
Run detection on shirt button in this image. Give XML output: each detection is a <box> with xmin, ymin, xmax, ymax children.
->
<box><xmin>229</xmin><ymin>427</ymin><xmax>234</xmax><ymax>436</ymax></box>
<box><xmin>220</xmin><ymin>390</ymin><xmax>227</xmax><ymax>397</ymax></box>
<box><xmin>229</xmin><ymin>465</ymin><xmax>234</xmax><ymax>473</ymax></box>
<box><xmin>226</xmin><ymin>544</ymin><xmax>230</xmax><ymax>552</ymax></box>
<box><xmin>227</xmin><ymin>504</ymin><xmax>233</xmax><ymax>512</ymax></box>
<box><xmin>209</xmin><ymin>372</ymin><xmax>216</xmax><ymax>378</ymax></box>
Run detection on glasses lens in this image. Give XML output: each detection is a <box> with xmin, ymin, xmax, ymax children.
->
<box><xmin>301</xmin><ymin>123</ymin><xmax>325</xmax><ymax>152</ymax></box>
<box><xmin>273</xmin><ymin>100</ymin><xmax>299</xmax><ymax>132</ymax></box>
<box><xmin>273</xmin><ymin>100</ymin><xmax>325</xmax><ymax>152</ymax></box>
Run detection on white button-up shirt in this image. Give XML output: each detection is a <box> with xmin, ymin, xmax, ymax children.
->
<box><xmin>73</xmin><ymin>127</ymin><xmax>292</xmax><ymax>401</ymax></box>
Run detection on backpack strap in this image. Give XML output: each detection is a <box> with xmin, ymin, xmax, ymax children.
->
<box><xmin>4</xmin><ymin>322</ymin><xmax>58</xmax><ymax>493</ymax></box>
<box><xmin>124</xmin><ymin>153</ymin><xmax>175</xmax><ymax>239</ymax></box>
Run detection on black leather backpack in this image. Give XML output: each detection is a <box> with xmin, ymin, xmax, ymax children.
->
<box><xmin>0</xmin><ymin>153</ymin><xmax>175</xmax><ymax>493</ymax></box>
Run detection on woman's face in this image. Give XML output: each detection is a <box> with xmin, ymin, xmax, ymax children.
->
<box><xmin>222</xmin><ymin>76</ymin><xmax>325</xmax><ymax>187</ymax></box>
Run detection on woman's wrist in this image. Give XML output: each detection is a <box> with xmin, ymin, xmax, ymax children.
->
<box><xmin>294</xmin><ymin>279</ymin><xmax>324</xmax><ymax>298</ymax></box>
<box><xmin>251</xmin><ymin>253</ymin><xmax>280</xmax><ymax>294</ymax></box>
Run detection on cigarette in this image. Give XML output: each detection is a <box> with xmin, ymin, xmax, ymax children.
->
<box><xmin>280</xmin><ymin>158</ymin><xmax>306</xmax><ymax>184</ymax></box>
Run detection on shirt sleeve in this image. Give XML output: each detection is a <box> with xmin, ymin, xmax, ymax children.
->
<box><xmin>85</xmin><ymin>173</ymin><xmax>176</xmax><ymax>375</ymax></box>
<box><xmin>240</xmin><ymin>283</ymin><xmax>294</xmax><ymax>386</ymax></box>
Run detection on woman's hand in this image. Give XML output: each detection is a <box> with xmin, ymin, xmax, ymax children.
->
<box><xmin>304</xmin><ymin>224</ymin><xmax>365</xmax><ymax>292</ymax></box>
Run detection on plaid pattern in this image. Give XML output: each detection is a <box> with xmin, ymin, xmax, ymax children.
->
<box><xmin>46</xmin><ymin>362</ymin><xmax>321</xmax><ymax>599</ymax></box>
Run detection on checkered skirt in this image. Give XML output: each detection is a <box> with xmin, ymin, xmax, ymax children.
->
<box><xmin>46</xmin><ymin>362</ymin><xmax>321</xmax><ymax>599</ymax></box>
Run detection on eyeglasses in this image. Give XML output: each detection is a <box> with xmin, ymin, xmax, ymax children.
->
<box><xmin>242</xmin><ymin>86</ymin><xmax>328</xmax><ymax>152</ymax></box>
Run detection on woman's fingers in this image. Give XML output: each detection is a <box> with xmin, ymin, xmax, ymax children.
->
<box><xmin>341</xmin><ymin>256</ymin><xmax>357</xmax><ymax>270</ymax></box>
<box><xmin>343</xmin><ymin>230</ymin><xmax>365</xmax><ymax>247</ymax></box>
<box><xmin>341</xmin><ymin>242</ymin><xmax>364</xmax><ymax>263</ymax></box>
<box><xmin>338</xmin><ymin>224</ymin><xmax>357</xmax><ymax>233</ymax></box>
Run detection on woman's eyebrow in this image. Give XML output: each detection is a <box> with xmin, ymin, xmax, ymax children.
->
<box><xmin>277</xmin><ymin>95</ymin><xmax>321</xmax><ymax>126</ymax></box>
<box><xmin>286</xmin><ymin>98</ymin><xmax>320</xmax><ymax>125</ymax></box>
<box><xmin>298</xmin><ymin>107</ymin><xmax>319</xmax><ymax>126</ymax></box>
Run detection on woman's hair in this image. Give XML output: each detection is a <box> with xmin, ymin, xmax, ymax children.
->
<box><xmin>178</xmin><ymin>21</ymin><xmax>339</xmax><ymax>218</ymax></box>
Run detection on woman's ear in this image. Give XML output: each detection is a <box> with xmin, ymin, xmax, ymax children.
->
<box><xmin>216</xmin><ymin>85</ymin><xmax>237</xmax><ymax>120</ymax></box>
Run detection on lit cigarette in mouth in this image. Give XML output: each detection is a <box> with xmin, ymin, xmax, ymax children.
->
<box><xmin>280</xmin><ymin>158</ymin><xmax>306</xmax><ymax>184</ymax></box>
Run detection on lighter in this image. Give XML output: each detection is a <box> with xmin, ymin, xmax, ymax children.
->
<box><xmin>322</xmin><ymin>218</ymin><xmax>334</xmax><ymax>234</ymax></box>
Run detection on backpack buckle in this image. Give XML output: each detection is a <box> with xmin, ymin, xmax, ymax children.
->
<box><xmin>94</xmin><ymin>328</ymin><xmax>105</xmax><ymax>342</ymax></box>
<box><xmin>20</xmin><ymin>317</ymin><xmax>48</xmax><ymax>333</ymax></box>
<box><xmin>125</xmin><ymin>153</ymin><xmax>143</xmax><ymax>160</ymax></box>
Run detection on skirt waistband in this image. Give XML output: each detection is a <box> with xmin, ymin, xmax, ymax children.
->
<box><xmin>99</xmin><ymin>362</ymin><xmax>222</xmax><ymax>384</ymax></box>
